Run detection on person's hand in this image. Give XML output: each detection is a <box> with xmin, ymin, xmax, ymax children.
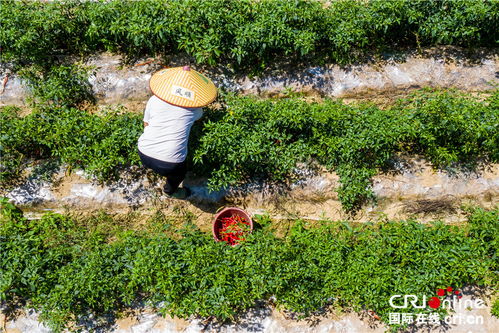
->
<box><xmin>144</xmin><ymin>122</ymin><xmax>149</xmax><ymax>127</ymax></box>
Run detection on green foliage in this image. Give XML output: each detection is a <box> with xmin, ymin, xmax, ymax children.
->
<box><xmin>0</xmin><ymin>0</ymin><xmax>94</xmax><ymax>64</ymax></box>
<box><xmin>18</xmin><ymin>64</ymin><xmax>95</xmax><ymax>108</ymax></box>
<box><xmin>0</xmin><ymin>106</ymin><xmax>142</xmax><ymax>184</ymax></box>
<box><xmin>466</xmin><ymin>207</ymin><xmax>499</xmax><ymax>266</ymax></box>
<box><xmin>1</xmin><ymin>201</ymin><xmax>497</xmax><ymax>331</ymax></box>
<box><xmin>1</xmin><ymin>0</ymin><xmax>497</xmax><ymax>67</ymax></box>
<box><xmin>492</xmin><ymin>298</ymin><xmax>499</xmax><ymax>318</ymax></box>
<box><xmin>0</xmin><ymin>106</ymin><xmax>26</xmax><ymax>183</ymax></box>
<box><xmin>398</xmin><ymin>89</ymin><xmax>499</xmax><ymax>168</ymax></box>
<box><xmin>2</xmin><ymin>89</ymin><xmax>498</xmax><ymax>211</ymax></box>
<box><xmin>193</xmin><ymin>89</ymin><xmax>498</xmax><ymax>211</ymax></box>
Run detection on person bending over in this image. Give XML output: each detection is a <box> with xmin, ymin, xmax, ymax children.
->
<box><xmin>137</xmin><ymin>66</ymin><xmax>217</xmax><ymax>199</ymax></box>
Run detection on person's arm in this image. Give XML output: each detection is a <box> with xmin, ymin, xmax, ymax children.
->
<box><xmin>194</xmin><ymin>108</ymin><xmax>203</xmax><ymax>121</ymax></box>
<box><xmin>143</xmin><ymin>99</ymin><xmax>152</xmax><ymax>127</ymax></box>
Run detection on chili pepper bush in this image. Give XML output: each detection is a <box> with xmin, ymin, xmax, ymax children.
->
<box><xmin>1</xmin><ymin>199</ymin><xmax>497</xmax><ymax>332</ymax></box>
<box><xmin>192</xmin><ymin>89</ymin><xmax>499</xmax><ymax>211</ymax></box>
<box><xmin>2</xmin><ymin>0</ymin><xmax>498</xmax><ymax>67</ymax></box>
<box><xmin>1</xmin><ymin>89</ymin><xmax>498</xmax><ymax>212</ymax></box>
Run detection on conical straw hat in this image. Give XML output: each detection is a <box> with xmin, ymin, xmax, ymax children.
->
<box><xmin>149</xmin><ymin>66</ymin><xmax>217</xmax><ymax>108</ymax></box>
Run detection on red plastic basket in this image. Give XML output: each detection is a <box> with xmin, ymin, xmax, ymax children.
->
<box><xmin>212</xmin><ymin>207</ymin><xmax>253</xmax><ymax>244</ymax></box>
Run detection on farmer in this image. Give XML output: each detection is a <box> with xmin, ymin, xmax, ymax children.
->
<box><xmin>137</xmin><ymin>66</ymin><xmax>217</xmax><ymax>199</ymax></box>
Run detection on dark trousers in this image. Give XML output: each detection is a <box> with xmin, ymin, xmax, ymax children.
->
<box><xmin>138</xmin><ymin>149</ymin><xmax>187</xmax><ymax>194</ymax></box>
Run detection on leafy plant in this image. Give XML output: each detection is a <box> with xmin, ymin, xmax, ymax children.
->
<box><xmin>1</xmin><ymin>200</ymin><xmax>497</xmax><ymax>332</ymax></box>
<box><xmin>2</xmin><ymin>89</ymin><xmax>497</xmax><ymax>211</ymax></box>
<box><xmin>18</xmin><ymin>64</ymin><xmax>95</xmax><ymax>108</ymax></box>
<box><xmin>492</xmin><ymin>298</ymin><xmax>499</xmax><ymax>318</ymax></box>
<box><xmin>0</xmin><ymin>106</ymin><xmax>142</xmax><ymax>185</ymax></box>
<box><xmin>1</xmin><ymin>0</ymin><xmax>497</xmax><ymax>67</ymax></box>
<box><xmin>193</xmin><ymin>89</ymin><xmax>498</xmax><ymax>211</ymax></box>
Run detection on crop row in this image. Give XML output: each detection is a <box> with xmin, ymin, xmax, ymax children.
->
<box><xmin>1</xmin><ymin>0</ymin><xmax>498</xmax><ymax>67</ymax></box>
<box><xmin>1</xmin><ymin>88</ymin><xmax>497</xmax><ymax>211</ymax></box>
<box><xmin>1</xmin><ymin>199</ymin><xmax>497</xmax><ymax>332</ymax></box>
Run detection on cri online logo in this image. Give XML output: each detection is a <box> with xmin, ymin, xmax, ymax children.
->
<box><xmin>389</xmin><ymin>287</ymin><xmax>463</xmax><ymax>309</ymax></box>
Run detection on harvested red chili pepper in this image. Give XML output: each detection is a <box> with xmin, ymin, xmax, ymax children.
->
<box><xmin>219</xmin><ymin>214</ymin><xmax>250</xmax><ymax>246</ymax></box>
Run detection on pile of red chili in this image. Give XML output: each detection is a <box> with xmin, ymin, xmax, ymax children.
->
<box><xmin>219</xmin><ymin>214</ymin><xmax>250</xmax><ymax>246</ymax></box>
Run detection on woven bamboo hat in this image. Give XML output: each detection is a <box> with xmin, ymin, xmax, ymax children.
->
<box><xmin>149</xmin><ymin>66</ymin><xmax>217</xmax><ymax>108</ymax></box>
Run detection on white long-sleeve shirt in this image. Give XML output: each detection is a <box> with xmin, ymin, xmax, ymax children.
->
<box><xmin>137</xmin><ymin>95</ymin><xmax>203</xmax><ymax>163</ymax></box>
